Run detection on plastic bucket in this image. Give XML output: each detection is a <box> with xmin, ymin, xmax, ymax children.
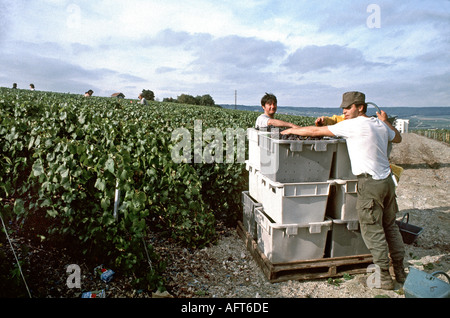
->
<box><xmin>395</xmin><ymin>213</ymin><xmax>424</xmax><ymax>244</ymax></box>
<box><xmin>404</xmin><ymin>267</ymin><xmax>450</xmax><ymax>298</ymax></box>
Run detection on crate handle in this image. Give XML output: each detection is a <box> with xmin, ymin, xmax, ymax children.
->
<box><xmin>289</xmin><ymin>142</ymin><xmax>303</xmax><ymax>152</ymax></box>
<box><xmin>314</xmin><ymin>141</ymin><xmax>328</xmax><ymax>152</ymax></box>
<box><xmin>285</xmin><ymin>226</ymin><xmax>298</xmax><ymax>237</ymax></box>
<box><xmin>309</xmin><ymin>223</ymin><xmax>322</xmax><ymax>234</ymax></box>
<box><xmin>431</xmin><ymin>271</ymin><xmax>450</xmax><ymax>283</ymax></box>
<box><xmin>346</xmin><ymin>220</ymin><xmax>359</xmax><ymax>231</ymax></box>
<box><xmin>399</xmin><ymin>213</ymin><xmax>409</xmax><ymax>225</ymax></box>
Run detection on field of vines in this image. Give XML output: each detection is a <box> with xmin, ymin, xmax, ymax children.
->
<box><xmin>413</xmin><ymin>129</ymin><xmax>450</xmax><ymax>144</ymax></box>
<box><xmin>0</xmin><ymin>87</ymin><xmax>314</xmax><ymax>292</ymax></box>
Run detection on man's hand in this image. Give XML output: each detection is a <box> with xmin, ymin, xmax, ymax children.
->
<box><xmin>376</xmin><ymin>110</ymin><xmax>389</xmax><ymax>122</ymax></box>
<box><xmin>377</xmin><ymin>110</ymin><xmax>402</xmax><ymax>143</ymax></box>
<box><xmin>315</xmin><ymin>117</ymin><xmax>325</xmax><ymax>126</ymax></box>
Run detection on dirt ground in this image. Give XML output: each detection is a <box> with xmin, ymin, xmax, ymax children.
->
<box><xmin>1</xmin><ymin>133</ymin><xmax>449</xmax><ymax>299</ymax></box>
<box><xmin>158</xmin><ymin>133</ymin><xmax>450</xmax><ymax>298</ymax></box>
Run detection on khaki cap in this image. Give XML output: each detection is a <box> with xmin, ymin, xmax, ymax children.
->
<box><xmin>340</xmin><ymin>91</ymin><xmax>366</xmax><ymax>108</ymax></box>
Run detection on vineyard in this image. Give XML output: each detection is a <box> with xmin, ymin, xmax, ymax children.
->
<box><xmin>0</xmin><ymin>87</ymin><xmax>314</xmax><ymax>294</ymax></box>
<box><xmin>413</xmin><ymin>129</ymin><xmax>450</xmax><ymax>144</ymax></box>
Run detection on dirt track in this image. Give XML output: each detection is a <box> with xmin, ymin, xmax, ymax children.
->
<box><xmin>162</xmin><ymin>132</ymin><xmax>449</xmax><ymax>298</ymax></box>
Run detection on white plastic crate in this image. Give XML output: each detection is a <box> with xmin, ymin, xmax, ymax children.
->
<box><xmin>257</xmin><ymin>171</ymin><xmax>331</xmax><ymax>224</ymax></box>
<box><xmin>255</xmin><ymin>207</ymin><xmax>332</xmax><ymax>263</ymax></box>
<box><xmin>325</xmin><ymin>179</ymin><xmax>358</xmax><ymax>221</ymax></box>
<box><xmin>247</xmin><ymin>128</ymin><xmax>271</xmax><ymax>171</ymax></box>
<box><xmin>247</xmin><ymin>128</ymin><xmax>261</xmax><ymax>170</ymax></box>
<box><xmin>327</xmin><ymin>218</ymin><xmax>370</xmax><ymax>258</ymax></box>
<box><xmin>246</xmin><ymin>161</ymin><xmax>261</xmax><ymax>204</ymax></box>
<box><xmin>329</xmin><ymin>141</ymin><xmax>356</xmax><ymax>179</ymax></box>
<box><xmin>258</xmin><ymin>134</ymin><xmax>339</xmax><ymax>183</ymax></box>
<box><xmin>241</xmin><ymin>191</ymin><xmax>262</xmax><ymax>239</ymax></box>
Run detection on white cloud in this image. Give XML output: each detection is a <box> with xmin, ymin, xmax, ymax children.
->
<box><xmin>0</xmin><ymin>0</ymin><xmax>449</xmax><ymax>106</ymax></box>
<box><xmin>283</xmin><ymin>45</ymin><xmax>389</xmax><ymax>73</ymax></box>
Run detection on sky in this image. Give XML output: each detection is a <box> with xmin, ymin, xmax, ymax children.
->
<box><xmin>1</xmin><ymin>0</ymin><xmax>449</xmax><ymax>107</ymax></box>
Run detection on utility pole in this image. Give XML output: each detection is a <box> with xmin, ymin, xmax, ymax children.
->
<box><xmin>234</xmin><ymin>90</ymin><xmax>237</xmax><ymax>110</ymax></box>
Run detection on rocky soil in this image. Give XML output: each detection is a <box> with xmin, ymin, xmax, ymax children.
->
<box><xmin>1</xmin><ymin>133</ymin><xmax>449</xmax><ymax>299</ymax></box>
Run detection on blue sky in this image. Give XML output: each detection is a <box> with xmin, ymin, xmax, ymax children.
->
<box><xmin>1</xmin><ymin>0</ymin><xmax>449</xmax><ymax>107</ymax></box>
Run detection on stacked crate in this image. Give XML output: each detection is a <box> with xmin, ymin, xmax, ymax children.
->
<box><xmin>242</xmin><ymin>128</ymin><xmax>369</xmax><ymax>264</ymax></box>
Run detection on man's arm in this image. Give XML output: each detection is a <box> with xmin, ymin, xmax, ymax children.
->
<box><xmin>267</xmin><ymin>118</ymin><xmax>301</xmax><ymax>129</ymax></box>
<box><xmin>377</xmin><ymin>110</ymin><xmax>402</xmax><ymax>143</ymax></box>
<box><xmin>281</xmin><ymin>125</ymin><xmax>335</xmax><ymax>137</ymax></box>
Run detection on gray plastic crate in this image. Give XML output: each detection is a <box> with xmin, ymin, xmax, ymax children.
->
<box><xmin>325</xmin><ymin>179</ymin><xmax>358</xmax><ymax>220</ymax></box>
<box><xmin>327</xmin><ymin>218</ymin><xmax>370</xmax><ymax>257</ymax></box>
<box><xmin>330</xmin><ymin>141</ymin><xmax>356</xmax><ymax>179</ymax></box>
<box><xmin>255</xmin><ymin>207</ymin><xmax>332</xmax><ymax>264</ymax></box>
<box><xmin>246</xmin><ymin>161</ymin><xmax>261</xmax><ymax>204</ymax></box>
<box><xmin>242</xmin><ymin>191</ymin><xmax>262</xmax><ymax>239</ymax></box>
<box><xmin>247</xmin><ymin>128</ymin><xmax>272</xmax><ymax>171</ymax></box>
<box><xmin>257</xmin><ymin>171</ymin><xmax>331</xmax><ymax>224</ymax></box>
<box><xmin>258</xmin><ymin>134</ymin><xmax>339</xmax><ymax>183</ymax></box>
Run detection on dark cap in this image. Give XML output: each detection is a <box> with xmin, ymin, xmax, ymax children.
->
<box><xmin>340</xmin><ymin>91</ymin><xmax>366</xmax><ymax>108</ymax></box>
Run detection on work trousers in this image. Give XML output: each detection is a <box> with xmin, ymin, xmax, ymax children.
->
<box><xmin>356</xmin><ymin>174</ymin><xmax>405</xmax><ymax>270</ymax></box>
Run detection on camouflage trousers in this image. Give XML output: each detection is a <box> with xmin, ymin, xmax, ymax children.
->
<box><xmin>356</xmin><ymin>174</ymin><xmax>405</xmax><ymax>270</ymax></box>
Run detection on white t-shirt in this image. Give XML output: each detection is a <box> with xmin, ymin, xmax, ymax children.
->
<box><xmin>328</xmin><ymin>116</ymin><xmax>395</xmax><ymax>180</ymax></box>
<box><xmin>255</xmin><ymin>114</ymin><xmax>270</xmax><ymax>128</ymax></box>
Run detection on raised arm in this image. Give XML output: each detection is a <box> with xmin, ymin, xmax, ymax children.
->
<box><xmin>377</xmin><ymin>110</ymin><xmax>402</xmax><ymax>143</ymax></box>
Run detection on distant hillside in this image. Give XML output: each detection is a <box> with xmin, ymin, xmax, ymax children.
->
<box><xmin>220</xmin><ymin>104</ymin><xmax>450</xmax><ymax>130</ymax></box>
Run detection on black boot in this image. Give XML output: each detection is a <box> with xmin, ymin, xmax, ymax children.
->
<box><xmin>379</xmin><ymin>268</ymin><xmax>395</xmax><ymax>290</ymax></box>
<box><xmin>392</xmin><ymin>259</ymin><xmax>407</xmax><ymax>283</ymax></box>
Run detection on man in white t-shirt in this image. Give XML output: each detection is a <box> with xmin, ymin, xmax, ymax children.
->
<box><xmin>255</xmin><ymin>93</ymin><xmax>300</xmax><ymax>129</ymax></box>
<box><xmin>281</xmin><ymin>91</ymin><xmax>405</xmax><ymax>290</ymax></box>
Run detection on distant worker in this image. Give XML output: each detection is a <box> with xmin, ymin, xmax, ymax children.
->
<box><xmin>138</xmin><ymin>94</ymin><xmax>148</xmax><ymax>105</ymax></box>
<box><xmin>30</xmin><ymin>83</ymin><xmax>35</xmax><ymax>91</ymax></box>
<box><xmin>84</xmin><ymin>89</ymin><xmax>93</xmax><ymax>97</ymax></box>
<box><xmin>255</xmin><ymin>93</ymin><xmax>300</xmax><ymax>129</ymax></box>
<box><xmin>12</xmin><ymin>83</ymin><xmax>17</xmax><ymax>89</ymax></box>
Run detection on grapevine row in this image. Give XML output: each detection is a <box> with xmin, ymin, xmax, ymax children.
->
<box><xmin>414</xmin><ymin>129</ymin><xmax>450</xmax><ymax>144</ymax></box>
<box><xmin>0</xmin><ymin>87</ymin><xmax>314</xmax><ymax>290</ymax></box>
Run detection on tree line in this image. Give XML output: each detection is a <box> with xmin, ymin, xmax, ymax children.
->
<box><xmin>142</xmin><ymin>89</ymin><xmax>217</xmax><ymax>106</ymax></box>
<box><xmin>162</xmin><ymin>93</ymin><xmax>217</xmax><ymax>106</ymax></box>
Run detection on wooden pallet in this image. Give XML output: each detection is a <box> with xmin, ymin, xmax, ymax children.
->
<box><xmin>237</xmin><ymin>221</ymin><xmax>373</xmax><ymax>283</ymax></box>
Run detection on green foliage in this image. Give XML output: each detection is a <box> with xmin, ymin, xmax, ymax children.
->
<box><xmin>163</xmin><ymin>93</ymin><xmax>217</xmax><ymax>106</ymax></box>
<box><xmin>141</xmin><ymin>89</ymin><xmax>155</xmax><ymax>101</ymax></box>
<box><xmin>196</xmin><ymin>94</ymin><xmax>215</xmax><ymax>106</ymax></box>
<box><xmin>0</xmin><ymin>87</ymin><xmax>313</xmax><ymax>290</ymax></box>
